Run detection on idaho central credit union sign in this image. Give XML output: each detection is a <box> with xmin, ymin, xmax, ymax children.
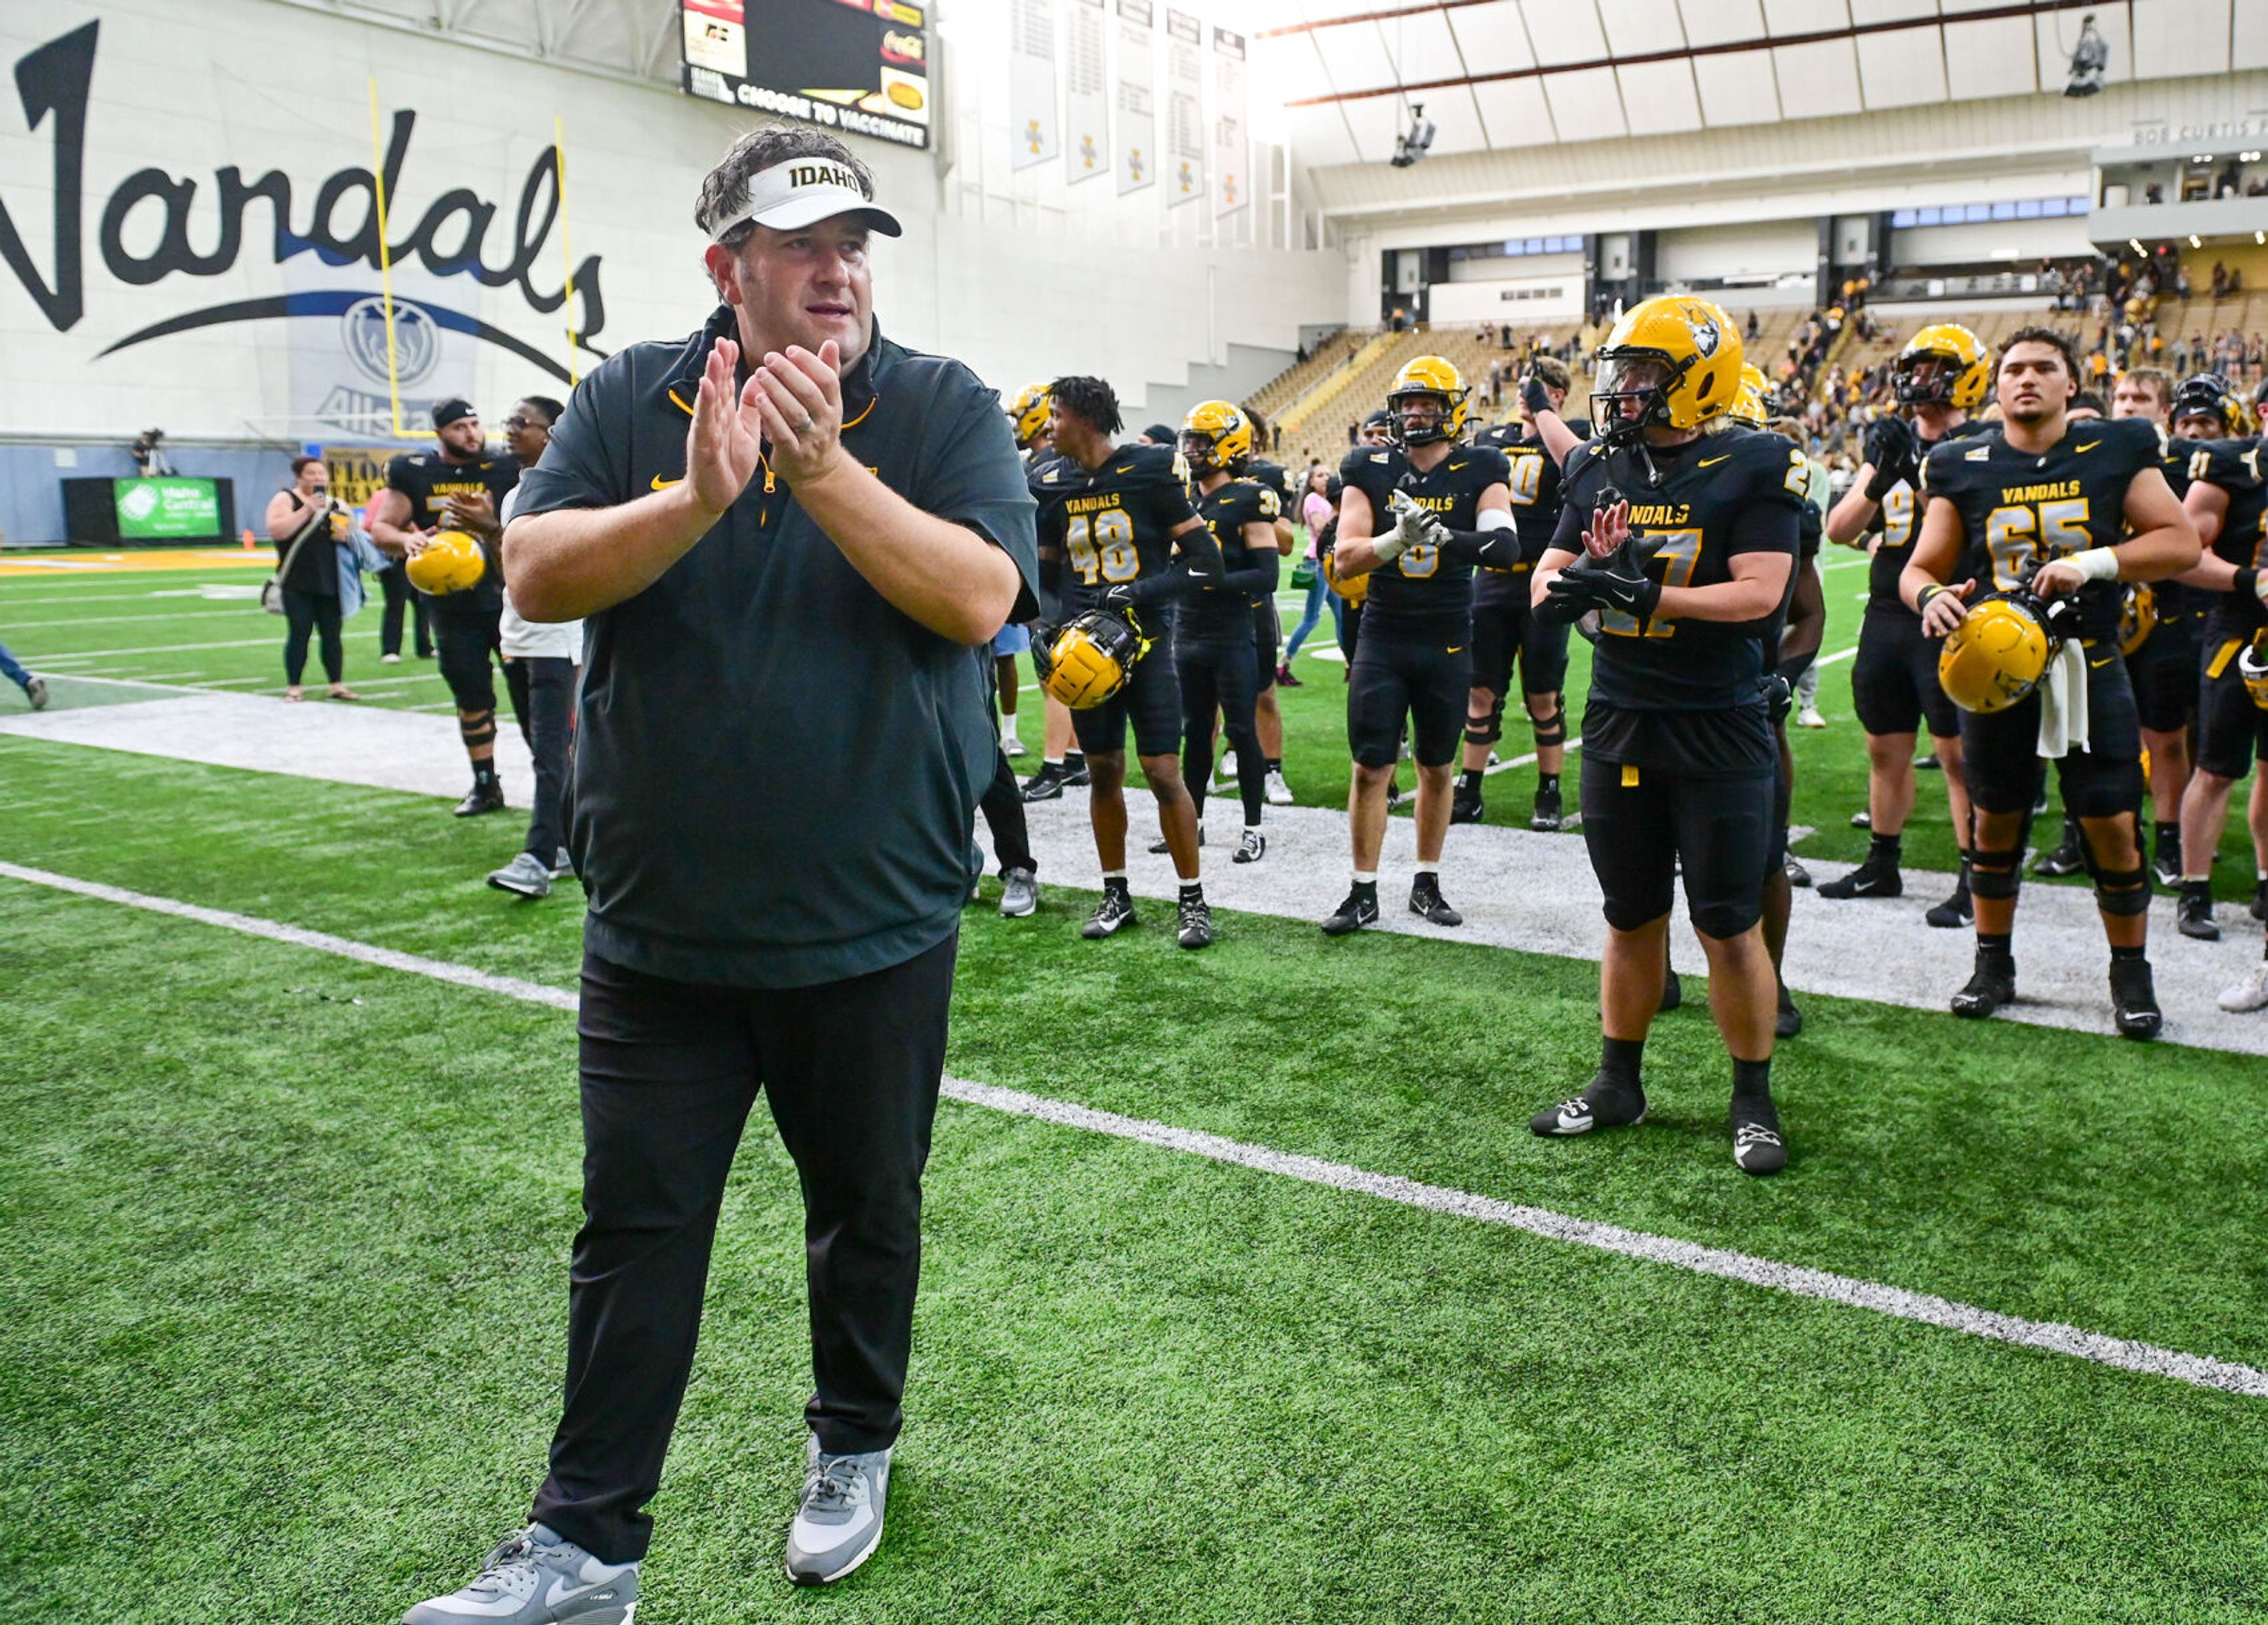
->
<box><xmin>0</xmin><ymin>22</ymin><xmax>607</xmax><ymax>436</ymax></box>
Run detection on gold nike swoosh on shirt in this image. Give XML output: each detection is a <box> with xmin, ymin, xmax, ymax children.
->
<box><xmin>1446</xmin><ymin>646</ymin><xmax>1464</xmax><ymax>654</ymax></box>
<box><xmin>651</xmin><ymin>475</ymin><xmax>681</xmax><ymax>490</ymax></box>
<box><xmin>1697</xmin><ymin>455</ymin><xmax>1731</xmax><ymax>468</ymax></box>
<box><xmin>2076</xmin><ymin>442</ymin><xmax>2100</xmax><ymax>453</ymax></box>
<box><xmin>2090</xmin><ymin>656</ymin><xmax>2111</xmax><ymax>668</ymax></box>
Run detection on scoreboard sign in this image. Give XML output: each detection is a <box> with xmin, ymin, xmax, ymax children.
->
<box><xmin>682</xmin><ymin>0</ymin><xmax>931</xmax><ymax>150</ymax></box>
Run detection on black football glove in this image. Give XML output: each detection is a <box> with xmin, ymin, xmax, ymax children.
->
<box><xmin>1098</xmin><ymin>583</ymin><xmax>1140</xmax><ymax>615</ymax></box>
<box><xmin>1534</xmin><ymin>576</ymin><xmax>1597</xmax><ymax>627</ymax></box>
<box><xmin>1551</xmin><ymin>540</ymin><xmax>1663</xmax><ymax>624</ymax></box>
<box><xmin>1765</xmin><ymin>673</ymin><xmax>1793</xmax><ymax>723</ymax></box>
<box><xmin>1862</xmin><ymin>415</ymin><xmax>1918</xmax><ymax>501</ymax></box>
<box><xmin>1029</xmin><ymin>624</ymin><xmax>1058</xmax><ymax>686</ymax></box>
<box><xmin>1521</xmin><ymin>373</ymin><xmax>1554</xmax><ymax>418</ymax></box>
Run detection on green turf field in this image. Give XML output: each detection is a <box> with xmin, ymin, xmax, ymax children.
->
<box><xmin>6</xmin><ymin>560</ymin><xmax>2268</xmax><ymax>1622</ymax></box>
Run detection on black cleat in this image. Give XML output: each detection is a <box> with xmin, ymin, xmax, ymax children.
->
<box><xmin>1925</xmin><ymin>864</ymin><xmax>1974</xmax><ymax>928</ymax></box>
<box><xmin>1176</xmin><ymin>895</ymin><xmax>1214</xmax><ymax>949</ymax></box>
<box><xmin>2176</xmin><ymin>885</ymin><xmax>2220</xmax><ymax>942</ymax></box>
<box><xmin>1149</xmin><ymin>824</ymin><xmax>1202</xmax><ymax>856</ymax></box>
<box><xmin>454</xmin><ymin>780</ymin><xmax>506</xmax><ymax>817</ymax></box>
<box><xmin>1233</xmin><ymin>828</ymin><xmax>1266</xmax><ymax>864</ymax></box>
<box><xmin>2252</xmin><ymin>878</ymin><xmax>2267</xmax><ymax>923</ymax></box>
<box><xmin>1784</xmin><ymin>855</ymin><xmax>1812</xmax><ymax>888</ymax></box>
<box><xmin>1081</xmin><ymin>889</ymin><xmax>1138</xmax><ymax>939</ymax></box>
<box><xmin>1730</xmin><ymin>1094</ymin><xmax>1788</xmax><ymax>1176</ymax></box>
<box><xmin>1914</xmin><ymin>752</ymin><xmax>1942</xmax><ymax>771</ymax></box>
<box><xmin>2034</xmin><ymin>820</ymin><xmax>2085</xmax><ymax>877</ymax></box>
<box><xmin>1531</xmin><ymin>782</ymin><xmax>1565</xmax><ymax>832</ymax></box>
<box><xmin>1849</xmin><ymin>810</ymin><xmax>1872</xmax><ymax>829</ymax></box>
<box><xmin>1819</xmin><ymin>853</ymin><xmax>1902</xmax><ymax>900</ymax></box>
<box><xmin>1062</xmin><ymin>757</ymin><xmax>1091</xmax><ymax>788</ymax></box>
<box><xmin>1659</xmin><ymin>966</ymin><xmax>1683</xmax><ymax>1013</ymax></box>
<box><xmin>1775</xmin><ymin>982</ymin><xmax>1804</xmax><ymax>1039</ymax></box>
<box><xmin>2110</xmin><ymin>957</ymin><xmax>2161</xmax><ymax>1040</ymax></box>
<box><xmin>1409</xmin><ymin>876</ymin><xmax>1463</xmax><ymax>926</ymax></box>
<box><xmin>1021</xmin><ymin>763</ymin><xmax>1066</xmax><ymax>802</ymax></box>
<box><xmin>1321</xmin><ymin>886</ymin><xmax>1380</xmax><ymax>937</ymax></box>
<box><xmin>1531</xmin><ymin>1072</ymin><xmax>1647</xmax><ymax>1137</ymax></box>
<box><xmin>2151</xmin><ymin>844</ymin><xmax>2182</xmax><ymax>892</ymax></box>
<box><xmin>1386</xmin><ymin>779</ymin><xmax>1405</xmax><ymax>814</ymax></box>
<box><xmin>1450</xmin><ymin>782</ymin><xmax>1484</xmax><ymax>824</ymax></box>
<box><xmin>1950</xmin><ymin>948</ymin><xmax>2017</xmax><ymax>1020</ymax></box>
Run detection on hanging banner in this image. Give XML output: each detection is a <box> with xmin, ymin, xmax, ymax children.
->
<box><xmin>1115</xmin><ymin>0</ymin><xmax>1156</xmax><ymax>194</ymax></box>
<box><xmin>1210</xmin><ymin>24</ymin><xmax>1246</xmax><ymax>218</ymax></box>
<box><xmin>1009</xmin><ymin>0</ymin><xmax>1060</xmax><ymax>171</ymax></box>
<box><xmin>1064</xmin><ymin>0</ymin><xmax>1109</xmax><ymax>184</ymax></box>
<box><xmin>1165</xmin><ymin>9</ymin><xmax>1204</xmax><ymax>206</ymax></box>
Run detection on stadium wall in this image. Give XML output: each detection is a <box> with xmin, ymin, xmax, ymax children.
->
<box><xmin>0</xmin><ymin>1</ymin><xmax>1342</xmax><ymax>541</ymax></box>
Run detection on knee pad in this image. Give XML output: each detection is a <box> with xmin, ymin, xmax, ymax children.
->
<box><xmin>1531</xmin><ymin>702</ymin><xmax>1568</xmax><ymax>748</ymax></box>
<box><xmin>1464</xmin><ymin>709</ymin><xmax>1502</xmax><ymax>747</ymax></box>
<box><xmin>2094</xmin><ymin>867</ymin><xmax>2153</xmax><ymax>916</ymax></box>
<box><xmin>458</xmin><ymin>709</ymin><xmax>498</xmax><ymax>750</ymax></box>
<box><xmin>1968</xmin><ymin>846</ymin><xmax>2025</xmax><ymax>899</ymax></box>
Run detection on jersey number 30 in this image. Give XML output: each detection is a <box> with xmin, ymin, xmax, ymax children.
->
<box><xmin>1067</xmin><ymin>511</ymin><xmax>1139</xmax><ymax>584</ymax></box>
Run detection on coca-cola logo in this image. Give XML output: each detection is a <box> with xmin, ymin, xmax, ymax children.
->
<box><xmin>0</xmin><ymin>21</ymin><xmax>605</xmax><ymax>383</ymax></box>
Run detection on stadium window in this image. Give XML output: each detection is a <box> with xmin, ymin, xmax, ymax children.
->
<box><xmin>2068</xmin><ymin>196</ymin><xmax>2089</xmax><ymax>214</ymax></box>
<box><xmin>1917</xmin><ymin>207</ymin><xmax>1941</xmax><ymax>225</ymax></box>
<box><xmin>2016</xmin><ymin>199</ymin><xmax>2040</xmax><ymax>219</ymax></box>
<box><xmin>1963</xmin><ymin>203</ymin><xmax>1989</xmax><ymax>222</ymax></box>
<box><xmin>1892</xmin><ymin>208</ymin><xmax>1917</xmax><ymax>227</ymax></box>
<box><xmin>2041</xmin><ymin>197</ymin><xmax>2067</xmax><ymax>216</ymax></box>
<box><xmin>1990</xmin><ymin>201</ymin><xmax>2015</xmax><ymax>220</ymax></box>
<box><xmin>1524</xmin><ymin>237</ymin><xmax>1544</xmax><ymax>253</ymax></box>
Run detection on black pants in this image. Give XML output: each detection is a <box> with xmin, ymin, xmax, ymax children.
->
<box><xmin>280</xmin><ymin>587</ymin><xmax>343</xmax><ymax>685</ymax></box>
<box><xmin>977</xmin><ymin>747</ymin><xmax>1035</xmax><ymax>875</ymax></box>
<box><xmin>434</xmin><ymin>609</ymin><xmax>531</xmax><ymax>746</ymax></box>
<box><xmin>377</xmin><ymin>562</ymin><xmax>432</xmax><ymax>658</ymax></box>
<box><xmin>1178</xmin><ymin>633</ymin><xmax>1265</xmax><ymax>827</ymax></box>
<box><xmin>532</xmin><ymin>937</ymin><xmax>957</xmax><ymax>1564</ymax></box>
<box><xmin>518</xmin><ymin>657</ymin><xmax>576</xmax><ymax>863</ymax></box>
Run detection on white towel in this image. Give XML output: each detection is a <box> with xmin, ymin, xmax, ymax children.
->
<box><xmin>2035</xmin><ymin>638</ymin><xmax>2090</xmax><ymax>758</ymax></box>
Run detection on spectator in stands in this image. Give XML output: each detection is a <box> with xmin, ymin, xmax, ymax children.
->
<box><xmin>265</xmin><ymin>455</ymin><xmax>366</xmax><ymax>703</ymax></box>
<box><xmin>1746</xmin><ymin>310</ymin><xmax>1759</xmax><ymax>343</ymax></box>
<box><xmin>2212</xmin><ymin>261</ymin><xmax>2229</xmax><ymax>300</ymax></box>
<box><xmin>2176</xmin><ymin>266</ymin><xmax>2193</xmax><ymax>299</ymax></box>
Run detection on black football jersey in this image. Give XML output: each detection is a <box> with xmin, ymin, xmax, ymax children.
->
<box><xmin>1181</xmin><ymin>478</ymin><xmax>1282</xmax><ymax>639</ymax></box>
<box><xmin>1560</xmin><ymin>430</ymin><xmax>1807</xmax><ymax>712</ymax></box>
<box><xmin>1244</xmin><ymin>456</ymin><xmax>1295</xmax><ymax>507</ymax></box>
<box><xmin>1922</xmin><ymin>414</ymin><xmax>2161</xmax><ymax>641</ymax></box>
<box><xmin>1030</xmin><ymin>443</ymin><xmax>1200</xmax><ymax>612</ymax></box>
<box><xmin>1337</xmin><ymin>441</ymin><xmax>1513</xmax><ymax>639</ymax></box>
<box><xmin>2185</xmin><ymin>435</ymin><xmax>2268</xmax><ymax>636</ymax></box>
<box><xmin>1474</xmin><ymin>419</ymin><xmax>1591</xmax><ymax>562</ymax></box>
<box><xmin>1865</xmin><ymin>417</ymin><xmax>1993</xmax><ymax>615</ymax></box>
<box><xmin>2146</xmin><ymin>425</ymin><xmax>2202</xmax><ymax>623</ymax></box>
<box><xmin>386</xmin><ymin>448</ymin><xmax>519</xmax><ymax>611</ymax></box>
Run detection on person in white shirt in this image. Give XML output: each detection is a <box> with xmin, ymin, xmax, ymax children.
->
<box><xmin>488</xmin><ymin>397</ymin><xmax>583</xmax><ymax>898</ymax></box>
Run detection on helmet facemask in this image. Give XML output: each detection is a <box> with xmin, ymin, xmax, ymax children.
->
<box><xmin>1590</xmin><ymin>353</ymin><xmax>1677</xmax><ymax>448</ymax></box>
<box><xmin>1389</xmin><ymin>390</ymin><xmax>1454</xmax><ymax>447</ymax></box>
<box><xmin>1894</xmin><ymin>352</ymin><xmax>1960</xmax><ymax>408</ymax></box>
<box><xmin>1178</xmin><ymin>430</ymin><xmax>1223</xmax><ymax>477</ymax></box>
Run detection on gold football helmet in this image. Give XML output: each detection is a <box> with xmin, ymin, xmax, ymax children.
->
<box><xmin>1590</xmin><ymin>296</ymin><xmax>1743</xmax><ymax>445</ymax></box>
<box><xmin>2241</xmin><ymin>633</ymin><xmax>2268</xmax><ymax>713</ymax></box>
<box><xmin>1006</xmin><ymin>383</ymin><xmax>1051</xmax><ymax>449</ymax></box>
<box><xmin>1041</xmin><ymin>609</ymin><xmax>1149</xmax><ymax>709</ymax></box>
<box><xmin>406</xmin><ymin>529</ymin><xmax>486</xmax><ymax>596</ymax></box>
<box><xmin>1179</xmin><ymin>400</ymin><xmax>1254</xmax><ymax>472</ymax></box>
<box><xmin>1728</xmin><ymin>367</ymin><xmax>1769</xmax><ymax>429</ymax></box>
<box><xmin>1386</xmin><ymin>355</ymin><xmax>1470</xmax><ymax>446</ymax></box>
<box><xmin>2119</xmin><ymin>584</ymin><xmax>2157</xmax><ymax>656</ymax></box>
<box><xmin>1939</xmin><ymin>594</ymin><xmax>2053</xmax><ymax>713</ymax></box>
<box><xmin>2171</xmin><ymin>373</ymin><xmax>2251</xmax><ymax>438</ymax></box>
<box><xmin>1322</xmin><ymin>547</ymin><xmax>1368</xmax><ymax>607</ymax></box>
<box><xmin>1894</xmin><ymin>324</ymin><xmax>1989</xmax><ymax>411</ymax></box>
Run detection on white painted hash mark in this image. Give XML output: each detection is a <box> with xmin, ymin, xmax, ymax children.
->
<box><xmin>2</xmin><ymin>859</ymin><xmax>2263</xmax><ymax>1400</ymax></box>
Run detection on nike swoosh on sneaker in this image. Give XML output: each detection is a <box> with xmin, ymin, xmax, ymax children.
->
<box><xmin>545</xmin><ymin>1575</ymin><xmax>602</xmax><ymax>1610</ymax></box>
<box><xmin>1553</xmin><ymin>1108</ymin><xmax>1593</xmax><ymax>1133</ymax></box>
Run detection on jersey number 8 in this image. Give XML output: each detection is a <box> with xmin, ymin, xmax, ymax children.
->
<box><xmin>1986</xmin><ymin>498</ymin><xmax>2089</xmax><ymax>589</ymax></box>
<box><xmin>1067</xmin><ymin>511</ymin><xmax>1139</xmax><ymax>584</ymax></box>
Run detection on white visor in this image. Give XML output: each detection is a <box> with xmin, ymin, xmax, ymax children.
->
<box><xmin>707</xmin><ymin>157</ymin><xmax>902</xmax><ymax>242</ymax></box>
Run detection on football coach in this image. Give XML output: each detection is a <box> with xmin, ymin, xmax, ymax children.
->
<box><xmin>403</xmin><ymin>126</ymin><xmax>1037</xmax><ymax>1623</ymax></box>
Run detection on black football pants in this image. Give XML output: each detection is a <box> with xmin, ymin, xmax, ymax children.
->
<box><xmin>376</xmin><ymin>560</ymin><xmax>432</xmax><ymax>658</ymax></box>
<box><xmin>530</xmin><ymin>937</ymin><xmax>956</xmax><ymax>1564</ymax></box>
<box><xmin>516</xmin><ymin>656</ymin><xmax>576</xmax><ymax>864</ymax></box>
<box><xmin>978</xmin><ymin>746</ymin><xmax>1035</xmax><ymax>875</ymax></box>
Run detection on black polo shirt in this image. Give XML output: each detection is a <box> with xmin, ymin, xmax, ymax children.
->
<box><xmin>513</xmin><ymin>305</ymin><xmax>1040</xmax><ymax>988</ymax></box>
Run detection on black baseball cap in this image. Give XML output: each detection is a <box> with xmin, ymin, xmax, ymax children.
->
<box><xmin>432</xmin><ymin>397</ymin><xmax>476</xmax><ymax>429</ymax></box>
<box><xmin>1142</xmin><ymin>423</ymin><xmax>1176</xmax><ymax>446</ymax></box>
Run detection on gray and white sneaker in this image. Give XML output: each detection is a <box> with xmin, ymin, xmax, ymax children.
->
<box><xmin>2221</xmin><ymin>960</ymin><xmax>2268</xmax><ymax>1014</ymax></box>
<box><xmin>550</xmin><ymin>848</ymin><xmax>574</xmax><ymax>879</ymax></box>
<box><xmin>786</xmin><ymin>1438</ymin><xmax>891</xmax><ymax>1586</ymax></box>
<box><xmin>25</xmin><ymin>676</ymin><xmax>48</xmax><ymax>711</ymax></box>
<box><xmin>402</xmin><ymin>1523</ymin><xmax>637</xmax><ymax>1624</ymax></box>
<box><xmin>999</xmin><ymin>866</ymin><xmax>1040</xmax><ymax>918</ymax></box>
<box><xmin>487</xmin><ymin>852</ymin><xmax>552</xmax><ymax>899</ymax></box>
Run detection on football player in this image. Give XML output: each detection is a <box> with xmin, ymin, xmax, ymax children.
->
<box><xmin>1459</xmin><ymin>356</ymin><xmax>1586</xmax><ymax>831</ymax></box>
<box><xmin>367</xmin><ymin>397</ymin><xmax>524</xmax><ymax>815</ymax></box>
<box><xmin>1174</xmin><ymin>402</ymin><xmax>1281</xmax><ymax>864</ymax></box>
<box><xmin>1034</xmin><ymin>376</ymin><xmax>1227</xmax><ymax>947</ymax></box>
<box><xmin>1236</xmin><ymin>426</ymin><xmax>1299</xmax><ymax>807</ymax></box>
<box><xmin>1322</xmin><ymin>358</ymin><xmax>1513</xmax><ymax>935</ymax></box>
<box><xmin>1820</xmin><ymin>325</ymin><xmax>1992</xmax><ymax>923</ymax></box>
<box><xmin>1903</xmin><ymin>328</ymin><xmax>2200</xmax><ymax>1036</ymax></box>
<box><xmin>2172</xmin><ymin>373</ymin><xmax>2268</xmax><ymax>940</ymax></box>
<box><xmin>1526</xmin><ymin>296</ymin><xmax>1803</xmax><ymax>1174</ymax></box>
<box><xmin>1007</xmin><ymin>383</ymin><xmax>1092</xmax><ymax>804</ymax></box>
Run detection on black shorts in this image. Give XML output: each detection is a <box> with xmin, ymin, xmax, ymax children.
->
<box><xmin>1850</xmin><ymin>608</ymin><xmax>1960</xmax><ymax>739</ymax></box>
<box><xmin>1177</xmin><ymin>631</ymin><xmax>1260</xmax><ymax>738</ymax></box>
<box><xmin>1580</xmin><ymin>753</ymin><xmax>1777</xmax><ymax>940</ymax></box>
<box><xmin>1469</xmin><ymin>567</ymin><xmax>1569</xmax><ymax>699</ymax></box>
<box><xmin>2126</xmin><ymin>620</ymin><xmax>2198</xmax><ymax>735</ymax></box>
<box><xmin>1072</xmin><ymin>634</ymin><xmax>1182</xmax><ymax>759</ymax></box>
<box><xmin>2197</xmin><ymin>634</ymin><xmax>2268</xmax><ymax>781</ymax></box>
<box><xmin>432</xmin><ymin>607</ymin><xmax>502</xmax><ymax>714</ymax></box>
<box><xmin>1960</xmin><ymin>642</ymin><xmax>2143</xmax><ymax>817</ymax></box>
<box><xmin>1252</xmin><ymin>598</ymin><xmax>1279</xmax><ymax>691</ymax></box>
<box><xmin>1347</xmin><ymin>635</ymin><xmax>1471</xmax><ymax>768</ymax></box>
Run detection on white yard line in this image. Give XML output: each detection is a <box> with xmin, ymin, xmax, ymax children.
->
<box><xmin>9</xmin><ymin>637</ymin><xmax>279</xmax><ymax>661</ymax></box>
<box><xmin>5</xmin><ymin>608</ymin><xmax>258</xmax><ymax>630</ymax></box>
<box><xmin>2</xmin><ymin>857</ymin><xmax>2262</xmax><ymax>1402</ymax></box>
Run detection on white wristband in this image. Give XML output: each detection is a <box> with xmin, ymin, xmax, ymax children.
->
<box><xmin>1478</xmin><ymin>508</ymin><xmax>1516</xmax><ymax>533</ymax></box>
<box><xmin>2067</xmin><ymin>547</ymin><xmax>2121</xmax><ymax>582</ymax></box>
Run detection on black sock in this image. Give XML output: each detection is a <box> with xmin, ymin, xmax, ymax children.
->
<box><xmin>1601</xmin><ymin>1035</ymin><xmax>1645</xmax><ymax>1088</ymax></box>
<box><xmin>1732</xmin><ymin>1056</ymin><xmax>1773</xmax><ymax>1101</ymax></box>
<box><xmin>1538</xmin><ymin>772</ymin><xmax>1559</xmax><ymax>795</ymax></box>
<box><xmin>1869</xmin><ymin>831</ymin><xmax>1902</xmax><ymax>864</ymax></box>
<box><xmin>473</xmin><ymin>763</ymin><xmax>498</xmax><ymax>787</ymax></box>
<box><xmin>1066</xmin><ymin>752</ymin><xmax>1085</xmax><ymax>770</ymax></box>
<box><xmin>2110</xmin><ymin>942</ymin><xmax>2146</xmax><ymax>963</ymax></box>
<box><xmin>1461</xmin><ymin>768</ymin><xmax>1484</xmax><ymax>794</ymax></box>
<box><xmin>2154</xmin><ymin>821</ymin><xmax>2181</xmax><ymax>857</ymax></box>
<box><xmin>1179</xmin><ymin>882</ymin><xmax>1204</xmax><ymax>903</ymax></box>
<box><xmin>1266</xmin><ymin>757</ymin><xmax>1282</xmax><ymax>773</ymax></box>
<box><xmin>1978</xmin><ymin>931</ymin><xmax>2012</xmax><ymax>957</ymax></box>
<box><xmin>1353</xmin><ymin>877</ymin><xmax>1378</xmax><ymax>900</ymax></box>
